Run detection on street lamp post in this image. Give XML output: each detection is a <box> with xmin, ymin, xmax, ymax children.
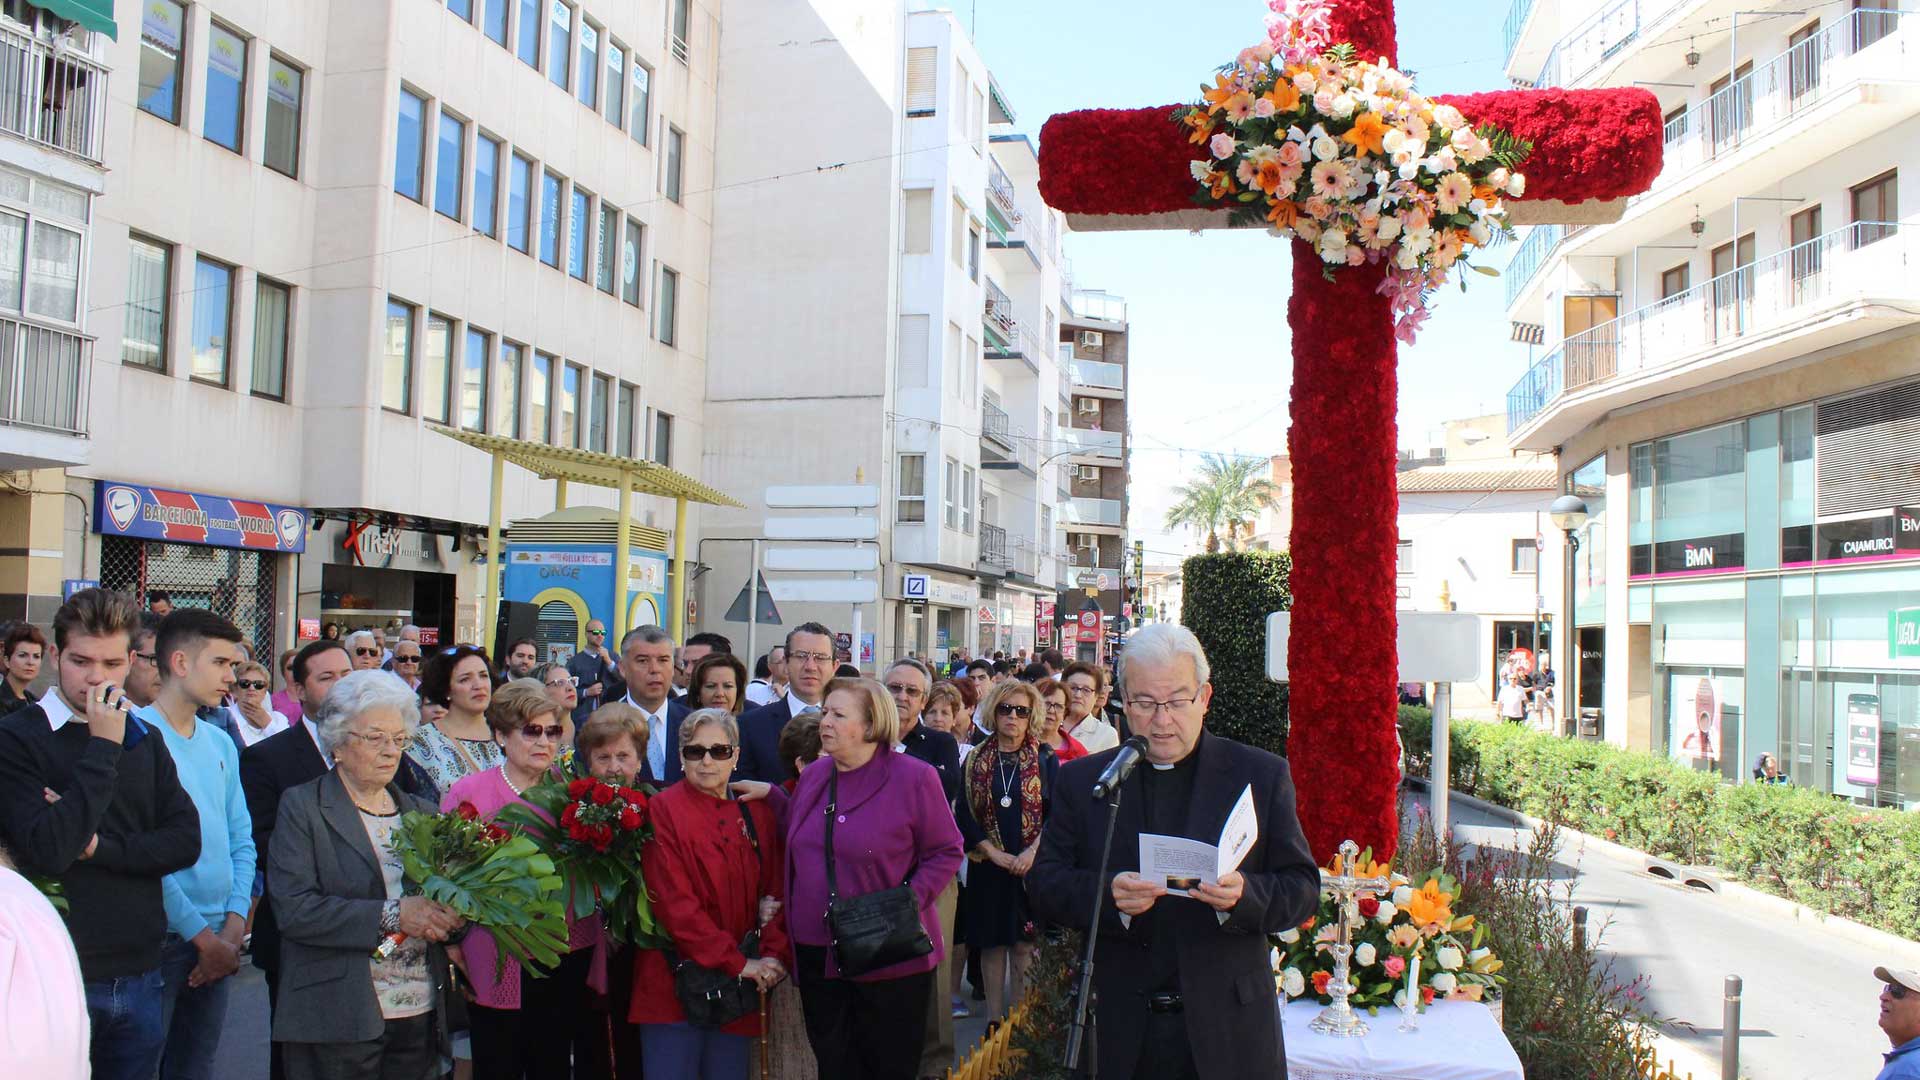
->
<box><xmin>1548</xmin><ymin>494</ymin><xmax>1590</xmax><ymax>739</ymax></box>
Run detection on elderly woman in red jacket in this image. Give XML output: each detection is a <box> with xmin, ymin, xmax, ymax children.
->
<box><xmin>632</xmin><ymin>706</ymin><xmax>788</xmax><ymax>1079</ymax></box>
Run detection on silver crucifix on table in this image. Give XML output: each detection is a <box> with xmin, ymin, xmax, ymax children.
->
<box><xmin>1309</xmin><ymin>839</ymin><xmax>1392</xmax><ymax>1039</ymax></box>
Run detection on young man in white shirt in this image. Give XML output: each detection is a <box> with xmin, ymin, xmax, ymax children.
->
<box><xmin>1497</xmin><ymin>676</ymin><xmax>1528</xmax><ymax>724</ymax></box>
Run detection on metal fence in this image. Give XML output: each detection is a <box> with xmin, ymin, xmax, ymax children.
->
<box><xmin>0</xmin><ymin>23</ymin><xmax>108</xmax><ymax>163</ymax></box>
<box><xmin>0</xmin><ymin>313</ymin><xmax>90</xmax><ymax>435</ymax></box>
<box><xmin>101</xmin><ymin>536</ymin><xmax>280</xmax><ymax>660</ymax></box>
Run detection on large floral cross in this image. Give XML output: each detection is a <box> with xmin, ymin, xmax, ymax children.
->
<box><xmin>1038</xmin><ymin>0</ymin><xmax>1665</xmax><ymax>863</ymax></box>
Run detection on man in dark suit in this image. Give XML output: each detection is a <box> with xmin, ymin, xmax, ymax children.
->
<box><xmin>736</xmin><ymin>621</ymin><xmax>836</xmax><ymax>783</ymax></box>
<box><xmin>1028</xmin><ymin>623</ymin><xmax>1321</xmax><ymax>1080</ymax></box>
<box><xmin>240</xmin><ymin>638</ymin><xmax>434</xmax><ymax>1080</ymax></box>
<box><xmin>616</xmin><ymin>625</ymin><xmax>691</xmax><ymax>784</ymax></box>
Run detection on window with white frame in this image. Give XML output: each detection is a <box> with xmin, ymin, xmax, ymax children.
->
<box><xmin>962</xmin><ymin>466</ymin><xmax>975</xmax><ymax>534</ymax></box>
<box><xmin>1396</xmin><ymin>539</ymin><xmax>1413</xmax><ymax>575</ymax></box>
<box><xmin>943</xmin><ymin>456</ymin><xmax>959</xmax><ymax>529</ymax></box>
<box><xmin>1511</xmin><ymin>538</ymin><xmax>1538</xmax><ymax>575</ymax></box>
<box><xmin>0</xmin><ymin>166</ymin><xmax>86</xmax><ymax>325</ymax></box>
<box><xmin>897</xmin><ymin>454</ymin><xmax>926</xmax><ymax>521</ymax></box>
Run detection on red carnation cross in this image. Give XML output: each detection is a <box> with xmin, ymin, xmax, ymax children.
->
<box><xmin>1037</xmin><ymin>0</ymin><xmax>1664</xmax><ymax>863</ymax></box>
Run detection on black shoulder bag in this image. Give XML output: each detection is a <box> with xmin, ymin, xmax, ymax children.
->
<box><xmin>666</xmin><ymin>800</ymin><xmax>764</xmax><ymax>1028</ymax></box>
<box><xmin>824</xmin><ymin>767</ymin><xmax>933</xmax><ymax>977</ymax></box>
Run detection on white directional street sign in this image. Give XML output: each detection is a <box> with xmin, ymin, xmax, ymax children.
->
<box><xmin>767</xmin><ymin>577</ymin><xmax>881</xmax><ymax>604</ymax></box>
<box><xmin>763</xmin><ymin>515</ymin><xmax>880</xmax><ymax>541</ymax></box>
<box><xmin>765</xmin><ymin>484</ymin><xmax>881</xmax><ymax>509</ymax></box>
<box><xmin>1266</xmin><ymin>611</ymin><xmax>1482</xmax><ymax>682</ymax></box>
<box><xmin>764</xmin><ymin>547</ymin><xmax>880</xmax><ymax>572</ymax></box>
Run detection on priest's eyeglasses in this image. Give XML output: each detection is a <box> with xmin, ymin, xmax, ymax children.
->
<box><xmin>1126</xmin><ymin>696</ymin><xmax>1198</xmax><ymax>718</ymax></box>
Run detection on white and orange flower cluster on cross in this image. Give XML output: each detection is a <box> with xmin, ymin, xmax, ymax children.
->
<box><xmin>1176</xmin><ymin>0</ymin><xmax>1530</xmax><ymax>343</ymax></box>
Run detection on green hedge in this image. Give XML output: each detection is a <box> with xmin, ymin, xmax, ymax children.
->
<box><xmin>1400</xmin><ymin>715</ymin><xmax>1920</xmax><ymax>940</ymax></box>
<box><xmin>1180</xmin><ymin>551</ymin><xmax>1291</xmax><ymax>758</ymax></box>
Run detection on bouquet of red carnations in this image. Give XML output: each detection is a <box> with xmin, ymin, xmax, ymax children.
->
<box><xmin>497</xmin><ymin>776</ymin><xmax>666</xmax><ymax>947</ymax></box>
<box><xmin>378</xmin><ymin>805</ymin><xmax>571</xmax><ymax>976</ymax></box>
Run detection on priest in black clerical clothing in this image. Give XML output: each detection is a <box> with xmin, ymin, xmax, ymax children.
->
<box><xmin>1028</xmin><ymin>623</ymin><xmax>1321</xmax><ymax>1080</ymax></box>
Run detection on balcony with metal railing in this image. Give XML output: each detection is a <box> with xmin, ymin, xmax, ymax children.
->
<box><xmin>1064</xmin><ymin>497</ymin><xmax>1124</xmax><ymax>528</ymax></box>
<box><xmin>0</xmin><ymin>312</ymin><xmax>92</xmax><ymax>467</ymax></box>
<box><xmin>1507</xmin><ymin>221</ymin><xmax>1913</xmax><ymax>447</ymax></box>
<box><xmin>984</xmin><ymin>278</ymin><xmax>1017</xmax><ymax>339</ymax></box>
<box><xmin>979</xmin><ymin>523</ymin><xmax>1011</xmax><ymax>576</ymax></box>
<box><xmin>0</xmin><ymin>23</ymin><xmax>109</xmax><ymax>165</ymax></box>
<box><xmin>982</xmin><ymin>398</ymin><xmax>1015</xmax><ymax>450</ymax></box>
<box><xmin>987</xmin><ymin>159</ymin><xmax>1021</xmax><ymax>224</ymax></box>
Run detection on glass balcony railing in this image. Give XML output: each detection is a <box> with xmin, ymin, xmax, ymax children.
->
<box><xmin>1065</xmin><ymin>497</ymin><xmax>1123</xmax><ymax>527</ymax></box>
<box><xmin>1068</xmin><ymin>289</ymin><xmax>1126</xmax><ymax>323</ymax></box>
<box><xmin>1058</xmin><ymin>426</ymin><xmax>1122</xmax><ymax>457</ymax></box>
<box><xmin>1505</xmin><ymin>224</ymin><xmax>1564</xmax><ymax>307</ymax></box>
<box><xmin>0</xmin><ymin>312</ymin><xmax>90</xmax><ymax>437</ymax></box>
<box><xmin>0</xmin><ymin>24</ymin><xmax>108</xmax><ymax>164</ymax></box>
<box><xmin>1070</xmin><ymin>357</ymin><xmax>1124</xmax><ymax>390</ymax></box>
<box><xmin>1502</xmin><ymin>0</ymin><xmax>1536</xmax><ymax>61</ymax></box>
<box><xmin>1508</xmin><ymin>221</ymin><xmax>1907</xmax><ymax>433</ymax></box>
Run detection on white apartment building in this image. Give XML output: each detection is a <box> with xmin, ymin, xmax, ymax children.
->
<box><xmin>0</xmin><ymin>0</ymin><xmax>112</xmax><ymax>626</ymax></box>
<box><xmin>1395</xmin><ymin>414</ymin><xmax>1564</xmax><ymax>718</ymax></box>
<box><xmin>10</xmin><ymin>0</ymin><xmax>719</xmax><ymax>654</ymax></box>
<box><xmin>1503</xmin><ymin>0</ymin><xmax>1920</xmax><ymax>802</ymax></box>
<box><xmin>701</xmin><ymin>0</ymin><xmax>1078</xmax><ymax>668</ymax></box>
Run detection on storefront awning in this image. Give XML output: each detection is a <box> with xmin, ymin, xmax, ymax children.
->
<box><xmin>31</xmin><ymin>0</ymin><xmax>116</xmax><ymax>40</ymax></box>
<box><xmin>432</xmin><ymin>427</ymin><xmax>743</xmax><ymax>509</ymax></box>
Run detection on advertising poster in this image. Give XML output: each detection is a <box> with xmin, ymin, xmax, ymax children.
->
<box><xmin>1675</xmin><ymin>675</ymin><xmax>1721</xmax><ymax>762</ymax></box>
<box><xmin>1846</xmin><ymin>693</ymin><xmax>1882</xmax><ymax>788</ymax></box>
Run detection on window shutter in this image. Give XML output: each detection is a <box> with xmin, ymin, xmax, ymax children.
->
<box><xmin>902</xmin><ymin>189</ymin><xmax>932</xmax><ymax>254</ymax></box>
<box><xmin>906</xmin><ymin>48</ymin><xmax>937</xmax><ymax>115</ymax></box>
<box><xmin>897</xmin><ymin>314</ymin><xmax>929</xmax><ymax>389</ymax></box>
<box><xmin>1816</xmin><ymin>378</ymin><xmax>1920</xmax><ymax>516</ymax></box>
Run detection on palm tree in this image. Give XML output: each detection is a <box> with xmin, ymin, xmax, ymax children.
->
<box><xmin>1164</xmin><ymin>453</ymin><xmax>1280</xmax><ymax>553</ymax></box>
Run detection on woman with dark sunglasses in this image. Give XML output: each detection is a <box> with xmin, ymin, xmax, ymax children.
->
<box><xmin>956</xmin><ymin>678</ymin><xmax>1057</xmax><ymax>1023</ymax></box>
<box><xmin>442</xmin><ymin>680</ymin><xmax>608</xmax><ymax>1080</ymax></box>
<box><xmin>229</xmin><ymin>659</ymin><xmax>290</xmax><ymax>747</ymax></box>
<box><xmin>631</xmin><ymin>706</ymin><xmax>789</xmax><ymax>1079</ymax></box>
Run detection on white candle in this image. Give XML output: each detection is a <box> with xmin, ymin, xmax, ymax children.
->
<box><xmin>1407</xmin><ymin>954</ymin><xmax>1421</xmax><ymax>1008</ymax></box>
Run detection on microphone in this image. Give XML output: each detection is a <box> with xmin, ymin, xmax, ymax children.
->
<box><xmin>1092</xmin><ymin>737</ymin><xmax>1147</xmax><ymax>800</ymax></box>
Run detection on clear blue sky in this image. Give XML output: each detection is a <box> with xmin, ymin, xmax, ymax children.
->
<box><xmin>966</xmin><ymin>0</ymin><xmax>1528</xmax><ymax>562</ymax></box>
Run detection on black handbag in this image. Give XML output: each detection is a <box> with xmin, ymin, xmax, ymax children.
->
<box><xmin>823</xmin><ymin>768</ymin><xmax>933</xmax><ymax>978</ymax></box>
<box><xmin>666</xmin><ymin>799</ymin><xmax>764</xmax><ymax>1029</ymax></box>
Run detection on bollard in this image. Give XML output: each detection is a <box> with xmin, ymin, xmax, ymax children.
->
<box><xmin>1722</xmin><ymin>974</ymin><xmax>1742</xmax><ymax>1080</ymax></box>
<box><xmin>1572</xmin><ymin>905</ymin><xmax>1587</xmax><ymax>953</ymax></box>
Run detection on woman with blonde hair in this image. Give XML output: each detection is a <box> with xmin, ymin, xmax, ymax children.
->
<box><xmin>783</xmin><ymin>677</ymin><xmax>963</xmax><ymax>1079</ymax></box>
<box><xmin>956</xmin><ymin>679</ymin><xmax>1056</xmax><ymax>1021</ymax></box>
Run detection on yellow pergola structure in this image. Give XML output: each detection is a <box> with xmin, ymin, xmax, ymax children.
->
<box><xmin>431</xmin><ymin>427</ymin><xmax>744</xmax><ymax>652</ymax></box>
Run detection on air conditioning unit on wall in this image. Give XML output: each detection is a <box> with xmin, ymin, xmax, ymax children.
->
<box><xmin>1076</xmin><ymin>398</ymin><xmax>1101</xmax><ymax>415</ymax></box>
<box><xmin>1077</xmin><ymin>465</ymin><xmax>1100</xmax><ymax>481</ymax></box>
<box><xmin>1077</xmin><ymin>330</ymin><xmax>1104</xmax><ymax>350</ymax></box>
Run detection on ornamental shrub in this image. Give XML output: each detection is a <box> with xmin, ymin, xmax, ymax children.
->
<box><xmin>1400</xmin><ymin>715</ymin><xmax>1920</xmax><ymax>942</ymax></box>
<box><xmin>1179</xmin><ymin>550</ymin><xmax>1291</xmax><ymax>758</ymax></box>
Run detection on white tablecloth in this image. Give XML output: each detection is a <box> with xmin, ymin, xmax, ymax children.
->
<box><xmin>1281</xmin><ymin>1000</ymin><xmax>1524</xmax><ymax>1080</ymax></box>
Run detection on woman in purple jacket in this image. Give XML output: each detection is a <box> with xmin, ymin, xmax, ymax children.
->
<box><xmin>784</xmin><ymin>676</ymin><xmax>963</xmax><ymax>1079</ymax></box>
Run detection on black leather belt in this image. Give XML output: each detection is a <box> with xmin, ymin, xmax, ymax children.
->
<box><xmin>1146</xmin><ymin>991</ymin><xmax>1184</xmax><ymax>1014</ymax></box>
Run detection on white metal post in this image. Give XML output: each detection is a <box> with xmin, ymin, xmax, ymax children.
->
<box><xmin>1432</xmin><ymin>680</ymin><xmax>1452</xmax><ymax>844</ymax></box>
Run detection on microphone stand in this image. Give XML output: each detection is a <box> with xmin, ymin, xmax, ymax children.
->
<box><xmin>1064</xmin><ymin>780</ymin><xmax>1127</xmax><ymax>1077</ymax></box>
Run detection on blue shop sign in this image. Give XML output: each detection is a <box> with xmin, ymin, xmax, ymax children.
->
<box><xmin>95</xmin><ymin>481</ymin><xmax>308</xmax><ymax>554</ymax></box>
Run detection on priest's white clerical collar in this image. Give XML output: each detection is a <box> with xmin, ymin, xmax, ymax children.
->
<box><xmin>1150</xmin><ymin>761</ymin><xmax>1175</xmax><ymax>771</ymax></box>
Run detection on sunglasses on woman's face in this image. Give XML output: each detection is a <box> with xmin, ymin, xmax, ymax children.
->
<box><xmin>680</xmin><ymin>743</ymin><xmax>736</xmax><ymax>761</ymax></box>
<box><xmin>235</xmin><ymin>680</ymin><xmax>268</xmax><ymax>691</ymax></box>
<box><xmin>995</xmin><ymin>703</ymin><xmax>1032</xmax><ymax>719</ymax></box>
<box><xmin>517</xmin><ymin>724</ymin><xmax>566</xmax><ymax>741</ymax></box>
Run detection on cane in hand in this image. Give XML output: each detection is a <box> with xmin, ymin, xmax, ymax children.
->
<box><xmin>758</xmin><ymin>989</ymin><xmax>771</xmax><ymax>1080</ymax></box>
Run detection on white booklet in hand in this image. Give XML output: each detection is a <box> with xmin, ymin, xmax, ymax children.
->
<box><xmin>1138</xmin><ymin>784</ymin><xmax>1259</xmax><ymax>897</ymax></box>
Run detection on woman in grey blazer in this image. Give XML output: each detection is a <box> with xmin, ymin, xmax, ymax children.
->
<box><xmin>267</xmin><ymin>670</ymin><xmax>464</xmax><ymax>1080</ymax></box>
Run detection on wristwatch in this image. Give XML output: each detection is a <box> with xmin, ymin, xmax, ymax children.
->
<box><xmin>380</xmin><ymin>899</ymin><xmax>402</xmax><ymax>936</ymax></box>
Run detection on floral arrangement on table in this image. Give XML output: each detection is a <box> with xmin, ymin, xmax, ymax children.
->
<box><xmin>496</xmin><ymin>775</ymin><xmax>667</xmax><ymax>947</ymax></box>
<box><xmin>1271</xmin><ymin>850</ymin><xmax>1504</xmax><ymax>1012</ymax></box>
<box><xmin>1172</xmin><ymin>0</ymin><xmax>1531</xmax><ymax>343</ymax></box>
<box><xmin>379</xmin><ymin>806</ymin><xmax>571</xmax><ymax>976</ymax></box>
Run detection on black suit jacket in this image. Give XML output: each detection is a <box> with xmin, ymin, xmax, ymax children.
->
<box><xmin>241</xmin><ymin>722</ymin><xmax>435</xmax><ymax>973</ymax></box>
<box><xmin>736</xmin><ymin>696</ymin><xmax>806</xmax><ymax>783</ymax></box>
<box><xmin>630</xmin><ymin>696</ymin><xmax>691</xmax><ymax>785</ymax></box>
<box><xmin>1027</xmin><ymin>733</ymin><xmax>1320</xmax><ymax>1080</ymax></box>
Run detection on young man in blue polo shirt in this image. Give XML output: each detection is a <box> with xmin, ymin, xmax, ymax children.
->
<box><xmin>144</xmin><ymin>609</ymin><xmax>255</xmax><ymax>1080</ymax></box>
